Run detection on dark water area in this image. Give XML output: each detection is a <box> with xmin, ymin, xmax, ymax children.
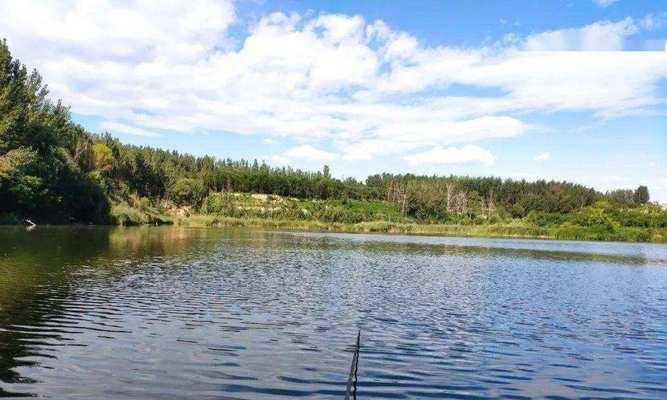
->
<box><xmin>0</xmin><ymin>226</ymin><xmax>666</xmax><ymax>399</ymax></box>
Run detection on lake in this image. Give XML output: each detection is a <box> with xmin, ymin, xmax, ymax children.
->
<box><xmin>1</xmin><ymin>226</ymin><xmax>666</xmax><ymax>399</ymax></box>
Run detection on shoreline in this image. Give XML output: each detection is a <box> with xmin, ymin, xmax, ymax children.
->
<box><xmin>5</xmin><ymin>216</ymin><xmax>666</xmax><ymax>243</ymax></box>
<box><xmin>170</xmin><ymin>215</ymin><xmax>667</xmax><ymax>243</ymax></box>
<box><xmin>5</xmin><ymin>215</ymin><xmax>666</xmax><ymax>244</ymax></box>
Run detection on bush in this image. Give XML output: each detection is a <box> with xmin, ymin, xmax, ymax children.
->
<box><xmin>203</xmin><ymin>192</ymin><xmax>235</xmax><ymax>214</ymax></box>
<box><xmin>168</xmin><ymin>178</ymin><xmax>208</xmax><ymax>208</ymax></box>
<box><xmin>568</xmin><ymin>207</ymin><xmax>616</xmax><ymax>231</ymax></box>
<box><xmin>526</xmin><ymin>211</ymin><xmax>566</xmax><ymax>227</ymax></box>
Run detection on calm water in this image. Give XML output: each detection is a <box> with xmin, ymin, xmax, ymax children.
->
<box><xmin>1</xmin><ymin>227</ymin><xmax>666</xmax><ymax>399</ymax></box>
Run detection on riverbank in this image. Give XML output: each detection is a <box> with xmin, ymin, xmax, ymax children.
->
<box><xmin>2</xmin><ymin>196</ymin><xmax>664</xmax><ymax>243</ymax></box>
<box><xmin>103</xmin><ymin>192</ymin><xmax>667</xmax><ymax>243</ymax></box>
<box><xmin>173</xmin><ymin>215</ymin><xmax>667</xmax><ymax>243</ymax></box>
<box><xmin>4</xmin><ymin>212</ymin><xmax>665</xmax><ymax>242</ymax></box>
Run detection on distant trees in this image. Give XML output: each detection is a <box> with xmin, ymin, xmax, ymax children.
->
<box><xmin>38</xmin><ymin>126</ymin><xmax>616</xmax><ymax>224</ymax></box>
<box><xmin>362</xmin><ymin>174</ymin><xmax>600</xmax><ymax>221</ymax></box>
<box><xmin>606</xmin><ymin>189</ymin><xmax>634</xmax><ymax>205</ymax></box>
<box><xmin>605</xmin><ymin>186</ymin><xmax>650</xmax><ymax>206</ymax></box>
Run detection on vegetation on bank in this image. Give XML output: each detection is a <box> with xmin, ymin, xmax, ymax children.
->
<box><xmin>1</xmin><ymin>39</ymin><xmax>666</xmax><ymax>242</ymax></box>
<box><xmin>175</xmin><ymin>215</ymin><xmax>667</xmax><ymax>243</ymax></box>
<box><xmin>110</xmin><ymin>193</ymin><xmax>666</xmax><ymax>243</ymax></box>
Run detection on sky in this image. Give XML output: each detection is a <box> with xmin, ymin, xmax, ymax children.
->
<box><xmin>1</xmin><ymin>0</ymin><xmax>666</xmax><ymax>201</ymax></box>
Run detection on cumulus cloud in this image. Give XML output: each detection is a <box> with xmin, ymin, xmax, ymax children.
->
<box><xmin>403</xmin><ymin>146</ymin><xmax>495</xmax><ymax>166</ymax></box>
<box><xmin>1</xmin><ymin>2</ymin><xmax>666</xmax><ymax>166</ymax></box>
<box><xmin>534</xmin><ymin>152</ymin><xmax>551</xmax><ymax>161</ymax></box>
<box><xmin>521</xmin><ymin>18</ymin><xmax>637</xmax><ymax>50</ymax></box>
<box><xmin>640</xmin><ymin>13</ymin><xmax>667</xmax><ymax>31</ymax></box>
<box><xmin>0</xmin><ymin>1</ymin><xmax>235</xmax><ymax>63</ymax></box>
<box><xmin>337</xmin><ymin>115</ymin><xmax>527</xmax><ymax>160</ymax></box>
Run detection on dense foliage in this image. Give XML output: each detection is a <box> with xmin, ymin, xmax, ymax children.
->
<box><xmin>0</xmin><ymin>40</ymin><xmax>109</xmax><ymax>223</ymax></box>
<box><xmin>1</xmin><ymin>39</ymin><xmax>664</xmax><ymax>241</ymax></box>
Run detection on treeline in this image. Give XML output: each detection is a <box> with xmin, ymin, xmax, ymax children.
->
<box><xmin>73</xmin><ymin>132</ymin><xmax>649</xmax><ymax>224</ymax></box>
<box><xmin>0</xmin><ymin>39</ymin><xmax>658</xmax><ymax>226</ymax></box>
<box><xmin>93</xmin><ymin>134</ymin><xmax>365</xmax><ymax>204</ymax></box>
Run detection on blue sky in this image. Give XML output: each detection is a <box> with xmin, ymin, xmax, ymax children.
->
<box><xmin>1</xmin><ymin>0</ymin><xmax>666</xmax><ymax>200</ymax></box>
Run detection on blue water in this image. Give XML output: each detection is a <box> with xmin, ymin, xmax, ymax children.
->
<box><xmin>1</xmin><ymin>226</ymin><xmax>666</xmax><ymax>399</ymax></box>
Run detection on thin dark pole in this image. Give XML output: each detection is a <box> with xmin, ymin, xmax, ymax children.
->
<box><xmin>344</xmin><ymin>330</ymin><xmax>361</xmax><ymax>400</ymax></box>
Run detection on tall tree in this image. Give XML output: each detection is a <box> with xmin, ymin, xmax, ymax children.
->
<box><xmin>634</xmin><ymin>185</ymin><xmax>650</xmax><ymax>205</ymax></box>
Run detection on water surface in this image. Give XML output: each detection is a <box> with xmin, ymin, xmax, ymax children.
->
<box><xmin>1</xmin><ymin>226</ymin><xmax>666</xmax><ymax>399</ymax></box>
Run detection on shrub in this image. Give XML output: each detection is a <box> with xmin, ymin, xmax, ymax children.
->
<box><xmin>168</xmin><ymin>178</ymin><xmax>208</xmax><ymax>208</ymax></box>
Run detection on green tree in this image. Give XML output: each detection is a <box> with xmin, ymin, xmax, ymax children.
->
<box><xmin>92</xmin><ymin>143</ymin><xmax>113</xmax><ymax>172</ymax></box>
<box><xmin>634</xmin><ymin>185</ymin><xmax>649</xmax><ymax>205</ymax></box>
<box><xmin>168</xmin><ymin>178</ymin><xmax>208</xmax><ymax>207</ymax></box>
<box><xmin>0</xmin><ymin>39</ymin><xmax>109</xmax><ymax>223</ymax></box>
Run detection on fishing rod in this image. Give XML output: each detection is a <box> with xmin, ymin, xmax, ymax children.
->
<box><xmin>344</xmin><ymin>330</ymin><xmax>361</xmax><ymax>400</ymax></box>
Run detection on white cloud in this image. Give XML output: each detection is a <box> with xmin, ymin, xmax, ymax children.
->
<box><xmin>0</xmin><ymin>1</ymin><xmax>235</xmax><ymax>63</ymax></box>
<box><xmin>521</xmin><ymin>18</ymin><xmax>637</xmax><ymax>51</ymax></box>
<box><xmin>99</xmin><ymin>121</ymin><xmax>161</xmax><ymax>137</ymax></box>
<box><xmin>534</xmin><ymin>152</ymin><xmax>551</xmax><ymax>161</ymax></box>
<box><xmin>640</xmin><ymin>14</ymin><xmax>665</xmax><ymax>30</ymax></box>
<box><xmin>279</xmin><ymin>145</ymin><xmax>338</xmax><ymax>162</ymax></box>
<box><xmin>338</xmin><ymin>115</ymin><xmax>528</xmax><ymax>160</ymax></box>
<box><xmin>403</xmin><ymin>146</ymin><xmax>495</xmax><ymax>166</ymax></box>
<box><xmin>593</xmin><ymin>0</ymin><xmax>619</xmax><ymax>7</ymax></box>
<box><xmin>1</xmin><ymin>3</ymin><xmax>666</xmax><ymax>166</ymax></box>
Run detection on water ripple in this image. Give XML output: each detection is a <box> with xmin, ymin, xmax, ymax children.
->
<box><xmin>0</xmin><ymin>226</ymin><xmax>666</xmax><ymax>399</ymax></box>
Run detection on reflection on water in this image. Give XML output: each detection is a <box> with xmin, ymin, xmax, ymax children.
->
<box><xmin>1</xmin><ymin>226</ymin><xmax>666</xmax><ymax>399</ymax></box>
